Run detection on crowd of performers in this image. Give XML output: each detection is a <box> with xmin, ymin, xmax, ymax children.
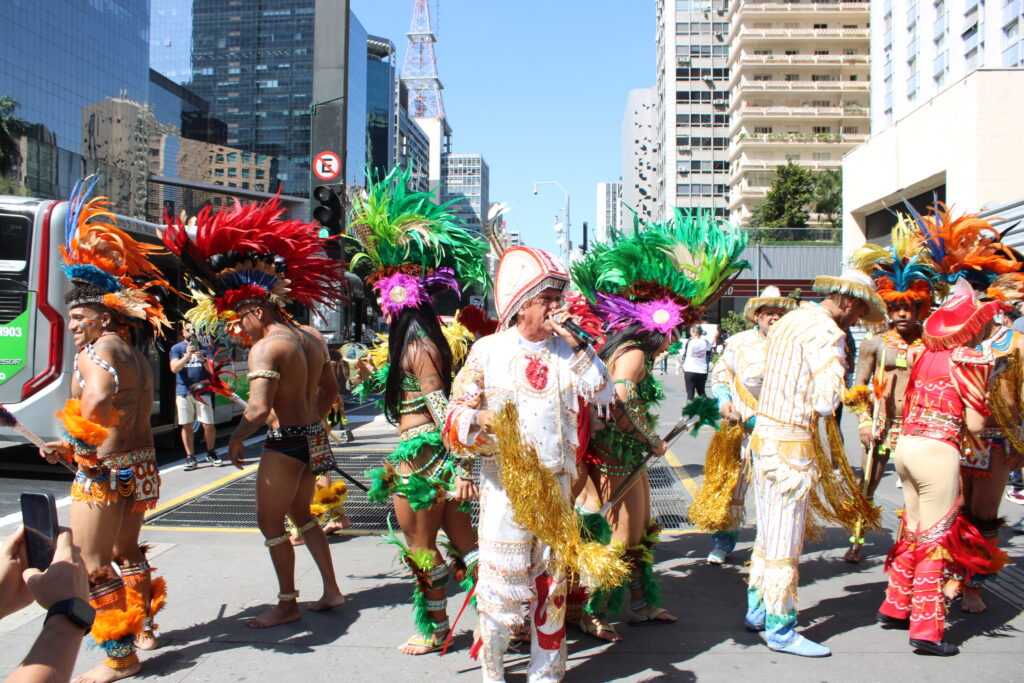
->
<box><xmin>19</xmin><ymin>168</ymin><xmax>1024</xmax><ymax>681</ymax></box>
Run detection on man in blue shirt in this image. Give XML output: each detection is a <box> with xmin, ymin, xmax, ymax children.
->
<box><xmin>169</xmin><ymin>322</ymin><xmax>224</xmax><ymax>470</ymax></box>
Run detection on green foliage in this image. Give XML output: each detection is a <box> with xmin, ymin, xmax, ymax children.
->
<box><xmin>748</xmin><ymin>161</ymin><xmax>815</xmax><ymax>232</ymax></box>
<box><xmin>812</xmin><ymin>169</ymin><xmax>843</xmax><ymax>230</ymax></box>
<box><xmin>0</xmin><ymin>96</ymin><xmax>26</xmax><ymax>177</ymax></box>
<box><xmin>787</xmin><ymin>287</ymin><xmax>803</xmax><ymax>300</ymax></box>
<box><xmin>0</xmin><ymin>175</ymin><xmax>30</xmax><ymax>196</ymax></box>
<box><xmin>719</xmin><ymin>309</ymin><xmax>752</xmax><ymax>337</ymax></box>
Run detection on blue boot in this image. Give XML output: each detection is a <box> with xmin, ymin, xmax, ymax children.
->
<box><xmin>708</xmin><ymin>530</ymin><xmax>738</xmax><ymax>565</ymax></box>
<box><xmin>766</xmin><ymin>611</ymin><xmax>830</xmax><ymax>657</ymax></box>
<box><xmin>744</xmin><ymin>588</ymin><xmax>765</xmax><ymax>631</ymax></box>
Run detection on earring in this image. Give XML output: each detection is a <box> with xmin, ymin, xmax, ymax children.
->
<box><xmin>102</xmin><ymin>321</ymin><xmax>108</xmax><ymax>329</ymax></box>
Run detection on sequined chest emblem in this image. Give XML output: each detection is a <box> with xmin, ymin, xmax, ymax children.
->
<box><xmin>525</xmin><ymin>353</ymin><xmax>549</xmax><ymax>390</ymax></box>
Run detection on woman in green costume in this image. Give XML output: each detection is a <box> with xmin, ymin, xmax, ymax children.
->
<box><xmin>348</xmin><ymin>167</ymin><xmax>487</xmax><ymax>655</ymax></box>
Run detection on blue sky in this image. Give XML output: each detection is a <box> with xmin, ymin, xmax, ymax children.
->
<box><xmin>351</xmin><ymin>0</ymin><xmax>654</xmax><ymax>257</ymax></box>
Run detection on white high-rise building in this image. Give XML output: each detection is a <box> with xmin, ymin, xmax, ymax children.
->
<box><xmin>726</xmin><ymin>0</ymin><xmax>871</xmax><ymax>227</ymax></box>
<box><xmin>655</xmin><ymin>0</ymin><xmax>732</xmax><ymax>219</ymax></box>
<box><xmin>621</xmin><ymin>87</ymin><xmax>661</xmax><ymax>226</ymax></box>
<box><xmin>873</xmin><ymin>0</ymin><xmax>1024</xmax><ymax>130</ymax></box>
<box><xmin>842</xmin><ymin>0</ymin><xmax>1024</xmax><ymax>253</ymax></box>
<box><xmin>440</xmin><ymin>153</ymin><xmax>489</xmax><ymax>233</ymax></box>
<box><xmin>595</xmin><ymin>182</ymin><xmax>621</xmax><ymax>243</ymax></box>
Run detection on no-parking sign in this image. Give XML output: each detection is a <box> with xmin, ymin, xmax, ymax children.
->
<box><xmin>312</xmin><ymin>151</ymin><xmax>341</xmax><ymax>181</ymax></box>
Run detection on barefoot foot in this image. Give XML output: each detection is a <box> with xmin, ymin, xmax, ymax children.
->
<box><xmin>73</xmin><ymin>659</ymin><xmax>141</xmax><ymax>683</ymax></box>
<box><xmin>135</xmin><ymin>630</ymin><xmax>159</xmax><ymax>651</ymax></box>
<box><xmin>248</xmin><ymin>600</ymin><xmax>302</xmax><ymax>628</ymax></box>
<box><xmin>579</xmin><ymin>614</ymin><xmax>622</xmax><ymax>643</ymax></box>
<box><xmin>289</xmin><ymin>533</ymin><xmax>305</xmax><ymax>546</ymax></box>
<box><xmin>322</xmin><ymin>517</ymin><xmax>351</xmax><ymax>535</ymax></box>
<box><xmin>961</xmin><ymin>588</ymin><xmax>987</xmax><ymax>613</ymax></box>
<box><xmin>843</xmin><ymin>545</ymin><xmax>863</xmax><ymax>563</ymax></box>
<box><xmin>307</xmin><ymin>587</ymin><xmax>346</xmax><ymax>612</ymax></box>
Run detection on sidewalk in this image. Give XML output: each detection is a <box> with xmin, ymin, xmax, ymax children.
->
<box><xmin>2</xmin><ymin>375</ymin><xmax>1023</xmax><ymax>681</ymax></box>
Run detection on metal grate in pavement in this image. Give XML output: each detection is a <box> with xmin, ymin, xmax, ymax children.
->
<box><xmin>146</xmin><ymin>448</ymin><xmax>697</xmax><ymax>532</ymax></box>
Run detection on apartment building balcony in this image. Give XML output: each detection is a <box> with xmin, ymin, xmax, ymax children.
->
<box><xmin>727</xmin><ymin>0</ymin><xmax>869</xmax><ymax>19</ymax></box>
<box><xmin>727</xmin><ymin>132</ymin><xmax>866</xmax><ymax>161</ymax></box>
<box><xmin>728</xmin><ymin>27</ymin><xmax>870</xmax><ymax>49</ymax></box>
<box><xmin>727</xmin><ymin>52</ymin><xmax>869</xmax><ymax>70</ymax></box>
<box><xmin>727</xmin><ymin>104</ymin><xmax>869</xmax><ymax>136</ymax></box>
<box><xmin>728</xmin><ymin>79</ymin><xmax>870</xmax><ymax>112</ymax></box>
<box><xmin>728</xmin><ymin>157</ymin><xmax>842</xmax><ymax>184</ymax></box>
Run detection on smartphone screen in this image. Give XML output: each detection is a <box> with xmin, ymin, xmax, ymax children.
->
<box><xmin>20</xmin><ymin>492</ymin><xmax>58</xmax><ymax>570</ymax></box>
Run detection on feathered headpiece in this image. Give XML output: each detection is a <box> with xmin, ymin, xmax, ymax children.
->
<box><xmin>347</xmin><ymin>166</ymin><xmax>489</xmax><ymax>318</ymax></box>
<box><xmin>162</xmin><ymin>194</ymin><xmax>343</xmax><ymax>339</ymax></box>
<box><xmin>850</xmin><ymin>216</ymin><xmax>944</xmax><ymax>314</ymax></box>
<box><xmin>571</xmin><ymin>209</ymin><xmax>749</xmax><ymax>334</ymax></box>
<box><xmin>904</xmin><ymin>202</ymin><xmax>1019</xmax><ymax>290</ymax></box>
<box><xmin>61</xmin><ymin>175</ymin><xmax>170</xmax><ymax>336</ymax></box>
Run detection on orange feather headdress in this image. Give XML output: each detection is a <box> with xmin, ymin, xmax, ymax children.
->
<box><xmin>61</xmin><ymin>175</ymin><xmax>170</xmax><ymax>336</ymax></box>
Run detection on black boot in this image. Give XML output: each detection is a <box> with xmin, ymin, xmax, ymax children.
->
<box><xmin>910</xmin><ymin>638</ymin><xmax>959</xmax><ymax>656</ymax></box>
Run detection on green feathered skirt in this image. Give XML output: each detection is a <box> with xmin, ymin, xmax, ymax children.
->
<box><xmin>365</xmin><ymin>425</ymin><xmax>464</xmax><ymax>512</ymax></box>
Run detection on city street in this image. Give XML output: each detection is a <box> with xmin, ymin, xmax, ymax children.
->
<box><xmin>2</xmin><ymin>373</ymin><xmax>1023</xmax><ymax>681</ymax></box>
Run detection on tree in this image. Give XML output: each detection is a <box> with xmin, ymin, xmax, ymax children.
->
<box><xmin>719</xmin><ymin>309</ymin><xmax>752</xmax><ymax>337</ymax></box>
<box><xmin>748</xmin><ymin>161</ymin><xmax>815</xmax><ymax>234</ymax></box>
<box><xmin>813</xmin><ymin>168</ymin><xmax>843</xmax><ymax>230</ymax></box>
<box><xmin>0</xmin><ymin>95</ymin><xmax>27</xmax><ymax>177</ymax></box>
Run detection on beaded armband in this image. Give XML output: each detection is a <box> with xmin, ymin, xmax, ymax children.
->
<box><xmin>619</xmin><ymin>383</ymin><xmax>660</xmax><ymax>445</ymax></box>
<box><xmin>423</xmin><ymin>390</ymin><xmax>449</xmax><ymax>428</ymax></box>
<box><xmin>247</xmin><ymin>369</ymin><xmax>281</xmax><ymax>381</ymax></box>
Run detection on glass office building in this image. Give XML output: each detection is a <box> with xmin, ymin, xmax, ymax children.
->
<box><xmin>0</xmin><ymin>0</ymin><xmax>151</xmax><ymax>197</ymax></box>
<box><xmin>367</xmin><ymin>35</ymin><xmax>397</xmax><ymax>177</ymax></box>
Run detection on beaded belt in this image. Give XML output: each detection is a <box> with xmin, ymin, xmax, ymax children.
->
<box><xmin>399</xmin><ymin>423</ymin><xmax>437</xmax><ymax>441</ymax></box>
<box><xmin>99</xmin><ymin>447</ymin><xmax>156</xmax><ymax>469</ymax></box>
<box><xmin>267</xmin><ymin>423</ymin><xmax>325</xmax><ymax>439</ymax></box>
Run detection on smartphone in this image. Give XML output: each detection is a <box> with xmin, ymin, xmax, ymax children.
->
<box><xmin>20</xmin><ymin>492</ymin><xmax>59</xmax><ymax>570</ymax></box>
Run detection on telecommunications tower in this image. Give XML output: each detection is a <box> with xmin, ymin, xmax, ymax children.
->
<box><xmin>401</xmin><ymin>0</ymin><xmax>446</xmax><ymax>119</ymax></box>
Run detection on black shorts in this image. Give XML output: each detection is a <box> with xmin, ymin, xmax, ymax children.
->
<box><xmin>264</xmin><ymin>423</ymin><xmax>334</xmax><ymax>474</ymax></box>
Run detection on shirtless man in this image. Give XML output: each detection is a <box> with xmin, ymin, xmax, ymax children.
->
<box><xmin>42</xmin><ymin>288</ymin><xmax>161</xmax><ymax>683</ymax></box>
<box><xmin>845</xmin><ymin>299</ymin><xmax>924</xmax><ymax>562</ymax></box>
<box><xmin>227</xmin><ymin>304</ymin><xmax>346</xmax><ymax>628</ymax></box>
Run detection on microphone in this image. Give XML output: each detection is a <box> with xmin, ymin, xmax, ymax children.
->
<box><xmin>560</xmin><ymin>318</ymin><xmax>597</xmax><ymax>347</ymax></box>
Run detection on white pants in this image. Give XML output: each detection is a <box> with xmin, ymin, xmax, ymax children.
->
<box><xmin>476</xmin><ymin>469</ymin><xmax>568</xmax><ymax>683</ymax></box>
<box><xmin>175</xmin><ymin>393</ymin><xmax>214</xmax><ymax>425</ymax></box>
<box><xmin>747</xmin><ymin>436</ymin><xmax>816</xmax><ymax>618</ymax></box>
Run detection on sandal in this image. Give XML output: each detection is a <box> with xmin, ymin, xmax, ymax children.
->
<box><xmin>627</xmin><ymin>606</ymin><xmax>677</xmax><ymax>625</ymax></box>
<box><xmin>398</xmin><ymin>629</ymin><xmax>449</xmax><ymax>655</ymax></box>
<box><xmin>579</xmin><ymin>615</ymin><xmax>622</xmax><ymax>643</ymax></box>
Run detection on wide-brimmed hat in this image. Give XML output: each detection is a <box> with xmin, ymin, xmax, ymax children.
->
<box><xmin>495</xmin><ymin>246</ymin><xmax>570</xmax><ymax>327</ymax></box>
<box><xmin>742</xmin><ymin>285</ymin><xmax>796</xmax><ymax>323</ymax></box>
<box><xmin>924</xmin><ymin>277</ymin><xmax>1008</xmax><ymax>350</ymax></box>
<box><xmin>813</xmin><ymin>269</ymin><xmax>887</xmax><ymax>323</ymax></box>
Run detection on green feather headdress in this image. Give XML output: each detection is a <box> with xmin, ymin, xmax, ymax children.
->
<box><xmin>572</xmin><ymin>208</ymin><xmax>749</xmax><ymax>330</ymax></box>
<box><xmin>346</xmin><ymin>165</ymin><xmax>489</xmax><ymax>294</ymax></box>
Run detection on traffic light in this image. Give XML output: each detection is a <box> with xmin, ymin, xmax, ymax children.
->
<box><xmin>313</xmin><ymin>184</ymin><xmax>343</xmax><ymax>236</ymax></box>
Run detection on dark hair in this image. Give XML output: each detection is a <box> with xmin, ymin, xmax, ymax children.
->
<box><xmin>64</xmin><ymin>283</ymin><xmax>109</xmax><ymax>311</ymax></box>
<box><xmin>383</xmin><ymin>301</ymin><xmax>454</xmax><ymax>424</ymax></box>
<box><xmin>599</xmin><ymin>322</ymin><xmax>670</xmax><ymax>364</ymax></box>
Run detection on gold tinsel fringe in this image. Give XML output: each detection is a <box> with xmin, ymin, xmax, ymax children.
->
<box><xmin>989</xmin><ymin>349</ymin><xmax>1024</xmax><ymax>454</ymax></box>
<box><xmin>493</xmin><ymin>401</ymin><xmax>629</xmax><ymax>591</ymax></box>
<box><xmin>808</xmin><ymin>417</ymin><xmax>881</xmax><ymax>535</ymax></box>
<box><xmin>688</xmin><ymin>422</ymin><xmax>747</xmax><ymax>532</ymax></box>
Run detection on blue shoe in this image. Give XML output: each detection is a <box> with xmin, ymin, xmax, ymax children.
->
<box><xmin>768</xmin><ymin>633</ymin><xmax>831</xmax><ymax>657</ymax></box>
<box><xmin>744</xmin><ymin>609</ymin><xmax>765</xmax><ymax>632</ymax></box>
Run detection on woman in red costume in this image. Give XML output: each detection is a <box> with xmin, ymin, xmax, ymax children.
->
<box><xmin>877</xmin><ymin>278</ymin><xmax>1008</xmax><ymax>655</ymax></box>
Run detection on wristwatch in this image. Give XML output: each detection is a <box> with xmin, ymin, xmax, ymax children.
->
<box><xmin>45</xmin><ymin>598</ymin><xmax>95</xmax><ymax>633</ymax></box>
<box><xmin>572</xmin><ymin>342</ymin><xmax>587</xmax><ymax>354</ymax></box>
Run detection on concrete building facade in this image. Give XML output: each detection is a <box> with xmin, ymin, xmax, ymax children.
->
<box><xmin>440</xmin><ymin>154</ymin><xmax>488</xmax><ymax>233</ymax></box>
<box><xmin>726</xmin><ymin>0</ymin><xmax>871</xmax><ymax>225</ymax></box>
<box><xmin>621</xmin><ymin>87</ymin><xmax>662</xmax><ymax>226</ymax></box>
<box><xmin>655</xmin><ymin>0</ymin><xmax>732</xmax><ymax>220</ymax></box>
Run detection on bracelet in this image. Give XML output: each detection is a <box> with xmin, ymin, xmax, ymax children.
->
<box><xmin>247</xmin><ymin>369</ymin><xmax>281</xmax><ymax>381</ymax></box>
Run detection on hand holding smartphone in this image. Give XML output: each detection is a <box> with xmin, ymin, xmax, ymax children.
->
<box><xmin>20</xmin><ymin>492</ymin><xmax>59</xmax><ymax>570</ymax></box>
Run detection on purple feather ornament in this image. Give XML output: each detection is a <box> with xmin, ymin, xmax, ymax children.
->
<box><xmin>595</xmin><ymin>293</ymin><xmax>687</xmax><ymax>335</ymax></box>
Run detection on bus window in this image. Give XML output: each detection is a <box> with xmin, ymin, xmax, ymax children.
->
<box><xmin>0</xmin><ymin>214</ymin><xmax>30</xmax><ymax>274</ymax></box>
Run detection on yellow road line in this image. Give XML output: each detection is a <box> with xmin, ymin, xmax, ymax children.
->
<box><xmin>140</xmin><ymin>525</ymin><xmax>383</xmax><ymax>536</ymax></box>
<box><xmin>145</xmin><ymin>464</ymin><xmax>258</xmax><ymax>519</ymax></box>
<box><xmin>664</xmin><ymin>448</ymin><xmax>699</xmax><ymax>497</ymax></box>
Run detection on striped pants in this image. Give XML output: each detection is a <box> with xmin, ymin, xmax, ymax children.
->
<box><xmin>747</xmin><ymin>435</ymin><xmax>817</xmax><ymax>625</ymax></box>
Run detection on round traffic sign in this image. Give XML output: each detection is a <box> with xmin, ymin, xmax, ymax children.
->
<box><xmin>312</xmin><ymin>151</ymin><xmax>341</xmax><ymax>181</ymax></box>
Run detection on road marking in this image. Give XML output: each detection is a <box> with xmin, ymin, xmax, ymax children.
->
<box><xmin>140</xmin><ymin>525</ymin><xmax>383</xmax><ymax>536</ymax></box>
<box><xmin>145</xmin><ymin>464</ymin><xmax>258</xmax><ymax>518</ymax></box>
<box><xmin>664</xmin><ymin>448</ymin><xmax>699</xmax><ymax>497</ymax></box>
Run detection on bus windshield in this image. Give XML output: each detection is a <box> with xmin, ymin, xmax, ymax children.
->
<box><xmin>0</xmin><ymin>214</ymin><xmax>30</xmax><ymax>273</ymax></box>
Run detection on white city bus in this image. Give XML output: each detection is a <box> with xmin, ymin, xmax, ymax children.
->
<box><xmin>0</xmin><ymin>195</ymin><xmax>243</xmax><ymax>446</ymax></box>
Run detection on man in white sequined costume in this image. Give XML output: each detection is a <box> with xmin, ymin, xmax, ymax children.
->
<box><xmin>744</xmin><ymin>270</ymin><xmax>885</xmax><ymax>657</ymax></box>
<box><xmin>444</xmin><ymin>247</ymin><xmax>612</xmax><ymax>682</ymax></box>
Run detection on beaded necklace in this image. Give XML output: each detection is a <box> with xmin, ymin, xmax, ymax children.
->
<box><xmin>882</xmin><ymin>329</ymin><xmax>922</xmax><ymax>369</ymax></box>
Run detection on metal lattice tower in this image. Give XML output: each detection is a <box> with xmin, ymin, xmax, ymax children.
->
<box><xmin>401</xmin><ymin>0</ymin><xmax>446</xmax><ymax>119</ymax></box>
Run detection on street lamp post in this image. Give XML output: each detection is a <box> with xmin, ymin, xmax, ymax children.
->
<box><xmin>534</xmin><ymin>181</ymin><xmax>571</xmax><ymax>265</ymax></box>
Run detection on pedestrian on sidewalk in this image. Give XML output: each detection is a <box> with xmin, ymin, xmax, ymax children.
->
<box><xmin>163</xmin><ymin>195</ymin><xmax>347</xmax><ymax>628</ymax></box>
<box><xmin>680</xmin><ymin>325</ymin><xmax>712</xmax><ymax>400</ymax></box>
<box><xmin>170</xmin><ymin>321</ymin><xmax>224</xmax><ymax>470</ymax></box>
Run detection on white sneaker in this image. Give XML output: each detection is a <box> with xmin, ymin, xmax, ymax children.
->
<box><xmin>707</xmin><ymin>547</ymin><xmax>728</xmax><ymax>565</ymax></box>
